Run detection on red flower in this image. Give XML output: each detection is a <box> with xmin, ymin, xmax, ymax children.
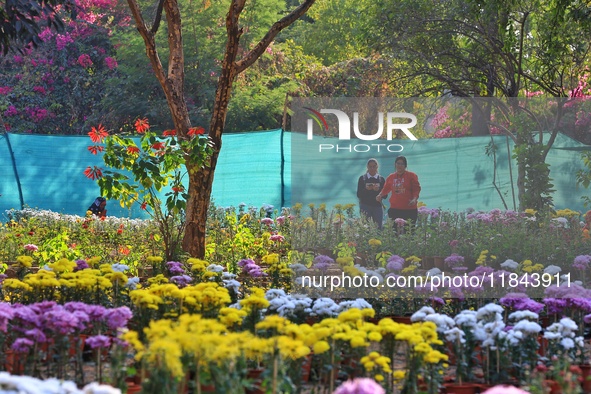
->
<box><xmin>151</xmin><ymin>142</ymin><xmax>166</xmax><ymax>150</ymax></box>
<box><xmin>135</xmin><ymin>118</ymin><xmax>150</xmax><ymax>134</ymax></box>
<box><xmin>172</xmin><ymin>186</ymin><xmax>184</xmax><ymax>193</ymax></box>
<box><xmin>83</xmin><ymin>166</ymin><xmax>103</xmax><ymax>180</ymax></box>
<box><xmin>119</xmin><ymin>246</ymin><xmax>130</xmax><ymax>255</ymax></box>
<box><xmin>188</xmin><ymin>127</ymin><xmax>205</xmax><ymax>136</ymax></box>
<box><xmin>126</xmin><ymin>146</ymin><xmax>140</xmax><ymax>154</ymax></box>
<box><xmin>28</xmin><ymin>231</ymin><xmax>34</xmax><ymax>235</ymax></box>
<box><xmin>163</xmin><ymin>129</ymin><xmax>177</xmax><ymax>136</ymax></box>
<box><xmin>88</xmin><ymin>125</ymin><xmax>109</xmax><ymax>143</ymax></box>
<box><xmin>140</xmin><ymin>201</ymin><xmax>147</xmax><ymax>210</ymax></box>
<box><xmin>117</xmin><ymin>229</ymin><xmax>123</xmax><ymax>234</ymax></box>
<box><xmin>87</xmin><ymin>145</ymin><xmax>104</xmax><ymax>155</ymax></box>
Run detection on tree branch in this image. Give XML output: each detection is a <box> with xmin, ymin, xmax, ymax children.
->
<box><xmin>235</xmin><ymin>0</ymin><xmax>316</xmax><ymax>74</ymax></box>
<box><xmin>126</xmin><ymin>0</ymin><xmax>168</xmax><ymax>87</ymax></box>
<box><xmin>151</xmin><ymin>0</ymin><xmax>166</xmax><ymax>34</ymax></box>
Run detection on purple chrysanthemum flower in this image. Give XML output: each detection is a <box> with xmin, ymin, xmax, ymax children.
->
<box><xmin>75</xmin><ymin>259</ymin><xmax>89</xmax><ymax>271</ymax></box>
<box><xmin>544</xmin><ymin>298</ymin><xmax>568</xmax><ymax>315</ymax></box>
<box><xmin>12</xmin><ymin>338</ymin><xmax>35</xmax><ymax>352</ymax></box>
<box><xmin>0</xmin><ymin>303</ymin><xmax>15</xmax><ymax>332</ymax></box>
<box><xmin>85</xmin><ymin>335</ymin><xmax>111</xmax><ymax>349</ymax></box>
<box><xmin>386</xmin><ymin>255</ymin><xmax>404</xmax><ymax>272</ymax></box>
<box><xmin>166</xmin><ymin>261</ymin><xmax>186</xmax><ymax>275</ymax></box>
<box><xmin>171</xmin><ymin>275</ymin><xmax>193</xmax><ymax>287</ymax></box>
<box><xmin>573</xmin><ymin>255</ymin><xmax>591</xmax><ymax>270</ymax></box>
<box><xmin>25</xmin><ymin>328</ymin><xmax>47</xmax><ymax>343</ymax></box>
<box><xmin>104</xmin><ymin>307</ymin><xmax>133</xmax><ymax>331</ymax></box>
<box><xmin>444</xmin><ymin>253</ymin><xmax>464</xmax><ymax>268</ymax></box>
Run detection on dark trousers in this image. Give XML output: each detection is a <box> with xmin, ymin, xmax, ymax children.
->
<box><xmin>387</xmin><ymin>208</ymin><xmax>418</xmax><ymax>223</ymax></box>
<box><xmin>360</xmin><ymin>203</ymin><xmax>384</xmax><ymax>228</ymax></box>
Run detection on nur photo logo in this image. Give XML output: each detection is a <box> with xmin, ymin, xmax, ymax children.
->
<box><xmin>302</xmin><ymin>107</ymin><xmax>418</xmax><ymax>153</ymax></box>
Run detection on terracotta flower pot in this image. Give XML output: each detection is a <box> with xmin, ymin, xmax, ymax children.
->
<box><xmin>4</xmin><ymin>350</ymin><xmax>25</xmax><ymax>375</ymax></box>
<box><xmin>245</xmin><ymin>368</ymin><xmax>265</xmax><ymax>394</ymax></box>
<box><xmin>126</xmin><ymin>382</ymin><xmax>142</xmax><ymax>394</ymax></box>
<box><xmin>578</xmin><ymin>364</ymin><xmax>591</xmax><ymax>392</ymax></box>
<box><xmin>301</xmin><ymin>353</ymin><xmax>313</xmax><ymax>382</ymax></box>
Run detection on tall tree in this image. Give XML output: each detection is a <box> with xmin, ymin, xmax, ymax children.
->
<box><xmin>368</xmin><ymin>0</ymin><xmax>591</xmax><ymax>211</ymax></box>
<box><xmin>125</xmin><ymin>0</ymin><xmax>315</xmax><ymax>257</ymax></box>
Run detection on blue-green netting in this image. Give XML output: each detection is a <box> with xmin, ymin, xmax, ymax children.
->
<box><xmin>1</xmin><ymin>130</ymin><xmax>590</xmax><ymax>219</ymax></box>
<box><xmin>290</xmin><ymin>132</ymin><xmax>591</xmax><ymax>213</ymax></box>
<box><xmin>0</xmin><ymin>130</ymin><xmax>286</xmax><ymax>219</ymax></box>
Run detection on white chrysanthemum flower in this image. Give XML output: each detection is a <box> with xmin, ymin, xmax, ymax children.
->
<box><xmin>425</xmin><ymin>313</ymin><xmax>456</xmax><ymax>332</ymax></box>
<box><xmin>411</xmin><ymin>306</ymin><xmax>436</xmax><ymax>322</ymax></box>
<box><xmin>444</xmin><ymin>327</ymin><xmax>465</xmax><ymax>343</ymax></box>
<box><xmin>111</xmin><ymin>263</ymin><xmax>129</xmax><ymax>272</ymax></box>
<box><xmin>513</xmin><ymin>320</ymin><xmax>542</xmax><ymax>334</ymax></box>
<box><xmin>454</xmin><ymin>310</ymin><xmax>478</xmax><ymax>328</ymax></box>
<box><xmin>206</xmin><ymin>264</ymin><xmax>224</xmax><ymax>273</ymax></box>
<box><xmin>476</xmin><ymin>303</ymin><xmax>504</xmax><ymax>321</ymax></box>
<box><xmin>427</xmin><ymin>268</ymin><xmax>442</xmax><ymax>276</ymax></box>
<box><xmin>559</xmin><ymin>317</ymin><xmax>578</xmax><ymax>332</ymax></box>
<box><xmin>560</xmin><ymin>337</ymin><xmax>575</xmax><ymax>349</ymax></box>
<box><xmin>543</xmin><ymin>265</ymin><xmax>562</xmax><ymax>275</ymax></box>
<box><xmin>265</xmin><ymin>289</ymin><xmax>287</xmax><ymax>300</ymax></box>
<box><xmin>508</xmin><ymin>310</ymin><xmax>539</xmax><ymax>322</ymax></box>
<box><xmin>500</xmin><ymin>259</ymin><xmax>519</xmax><ymax>270</ymax></box>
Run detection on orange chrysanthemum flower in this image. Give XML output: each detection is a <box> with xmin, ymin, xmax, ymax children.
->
<box><xmin>88</xmin><ymin>125</ymin><xmax>109</xmax><ymax>143</ymax></box>
<box><xmin>135</xmin><ymin>118</ymin><xmax>150</xmax><ymax>134</ymax></box>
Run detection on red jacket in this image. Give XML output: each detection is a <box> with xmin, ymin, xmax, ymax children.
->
<box><xmin>379</xmin><ymin>171</ymin><xmax>421</xmax><ymax>210</ymax></box>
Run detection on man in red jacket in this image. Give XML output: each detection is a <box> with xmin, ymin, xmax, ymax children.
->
<box><xmin>376</xmin><ymin>156</ymin><xmax>421</xmax><ymax>224</ymax></box>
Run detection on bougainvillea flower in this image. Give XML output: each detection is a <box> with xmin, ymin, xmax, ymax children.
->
<box><xmin>140</xmin><ymin>201</ymin><xmax>147</xmax><ymax>210</ymax></box>
<box><xmin>87</xmin><ymin>145</ymin><xmax>104</xmax><ymax>155</ymax></box>
<box><xmin>83</xmin><ymin>166</ymin><xmax>103</xmax><ymax>180</ymax></box>
<box><xmin>171</xmin><ymin>186</ymin><xmax>184</xmax><ymax>193</ymax></box>
<box><xmin>188</xmin><ymin>126</ymin><xmax>205</xmax><ymax>136</ymax></box>
<box><xmin>88</xmin><ymin>124</ymin><xmax>108</xmax><ymax>143</ymax></box>
<box><xmin>134</xmin><ymin>118</ymin><xmax>150</xmax><ymax>133</ymax></box>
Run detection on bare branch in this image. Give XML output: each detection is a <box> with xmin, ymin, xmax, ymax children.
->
<box><xmin>151</xmin><ymin>0</ymin><xmax>166</xmax><ymax>34</ymax></box>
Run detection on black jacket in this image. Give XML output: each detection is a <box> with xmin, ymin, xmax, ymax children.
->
<box><xmin>357</xmin><ymin>173</ymin><xmax>385</xmax><ymax>207</ymax></box>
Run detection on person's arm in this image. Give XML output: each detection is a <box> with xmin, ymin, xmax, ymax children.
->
<box><xmin>357</xmin><ymin>176</ymin><xmax>364</xmax><ymax>199</ymax></box>
<box><xmin>376</xmin><ymin>175</ymin><xmax>392</xmax><ymax>201</ymax></box>
<box><xmin>409</xmin><ymin>173</ymin><xmax>421</xmax><ymax>205</ymax></box>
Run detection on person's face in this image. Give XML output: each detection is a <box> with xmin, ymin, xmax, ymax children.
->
<box><xmin>367</xmin><ymin>162</ymin><xmax>378</xmax><ymax>176</ymax></box>
<box><xmin>99</xmin><ymin>201</ymin><xmax>106</xmax><ymax>209</ymax></box>
<box><xmin>395</xmin><ymin>161</ymin><xmax>406</xmax><ymax>174</ymax></box>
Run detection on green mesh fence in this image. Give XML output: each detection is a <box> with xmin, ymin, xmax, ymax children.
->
<box><xmin>0</xmin><ymin>130</ymin><xmax>590</xmax><ymax>220</ymax></box>
<box><xmin>290</xmin><ymin>132</ymin><xmax>591</xmax><ymax>213</ymax></box>
<box><xmin>0</xmin><ymin>129</ymin><xmax>286</xmax><ymax>219</ymax></box>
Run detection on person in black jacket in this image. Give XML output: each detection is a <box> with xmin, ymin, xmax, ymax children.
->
<box><xmin>87</xmin><ymin>197</ymin><xmax>107</xmax><ymax>218</ymax></box>
<box><xmin>357</xmin><ymin>158</ymin><xmax>386</xmax><ymax>228</ymax></box>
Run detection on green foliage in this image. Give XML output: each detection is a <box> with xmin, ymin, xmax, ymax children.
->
<box><xmin>576</xmin><ymin>151</ymin><xmax>591</xmax><ymax>207</ymax></box>
<box><xmin>90</xmin><ymin>124</ymin><xmax>213</xmax><ymax>260</ymax></box>
<box><xmin>285</xmin><ymin>0</ymin><xmax>372</xmax><ymax>66</ymax></box>
<box><xmin>512</xmin><ymin>142</ymin><xmax>555</xmax><ymax>213</ymax></box>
